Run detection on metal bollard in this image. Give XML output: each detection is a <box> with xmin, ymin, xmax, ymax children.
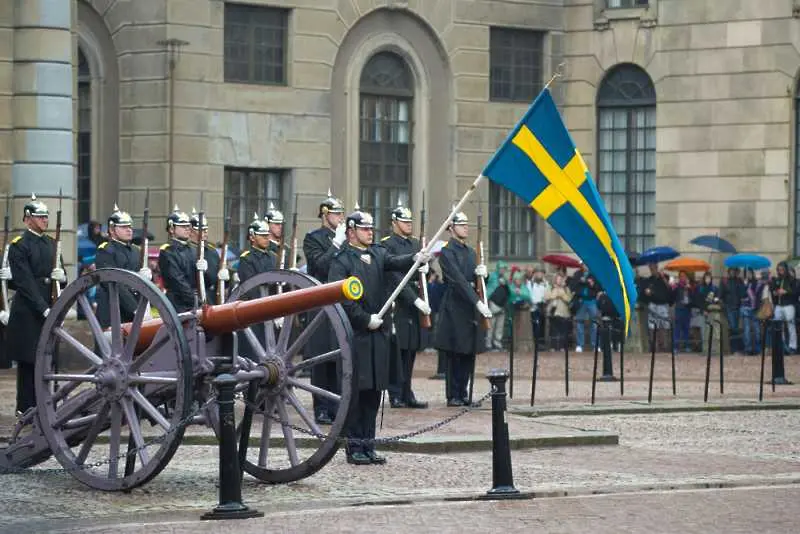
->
<box><xmin>770</xmin><ymin>320</ymin><xmax>792</xmax><ymax>386</ymax></box>
<box><xmin>484</xmin><ymin>369</ymin><xmax>521</xmax><ymax>499</ymax></box>
<box><xmin>202</xmin><ymin>374</ymin><xmax>264</xmax><ymax>521</ymax></box>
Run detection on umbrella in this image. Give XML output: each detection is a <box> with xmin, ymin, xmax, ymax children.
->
<box><xmin>689</xmin><ymin>235</ymin><xmax>737</xmax><ymax>254</ymax></box>
<box><xmin>635</xmin><ymin>246</ymin><xmax>679</xmax><ymax>266</ymax></box>
<box><xmin>724</xmin><ymin>254</ymin><xmax>771</xmax><ymax>270</ymax></box>
<box><xmin>542</xmin><ymin>254</ymin><xmax>582</xmax><ymax>269</ymax></box>
<box><xmin>77</xmin><ymin>236</ymin><xmax>97</xmax><ymax>260</ymax></box>
<box><xmin>664</xmin><ymin>257</ymin><xmax>711</xmax><ymax>273</ymax></box>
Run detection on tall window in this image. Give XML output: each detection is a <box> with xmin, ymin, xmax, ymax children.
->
<box><xmin>489</xmin><ymin>187</ymin><xmax>536</xmax><ymax>260</ymax></box>
<box><xmin>607</xmin><ymin>0</ymin><xmax>649</xmax><ymax>7</ymax></box>
<box><xmin>359</xmin><ymin>52</ymin><xmax>413</xmax><ymax>238</ymax></box>
<box><xmin>224</xmin><ymin>4</ymin><xmax>289</xmax><ymax>85</ymax></box>
<box><xmin>489</xmin><ymin>27</ymin><xmax>545</xmax><ymax>103</ymax></box>
<box><xmin>77</xmin><ymin>48</ymin><xmax>92</xmax><ymax>225</ymax></box>
<box><xmin>597</xmin><ymin>64</ymin><xmax>656</xmax><ymax>253</ymax></box>
<box><xmin>224</xmin><ymin>168</ymin><xmax>284</xmax><ymax>251</ymax></box>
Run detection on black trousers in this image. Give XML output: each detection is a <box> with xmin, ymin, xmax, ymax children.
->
<box><xmin>550</xmin><ymin>316</ymin><xmax>570</xmax><ymax>350</ymax></box>
<box><xmin>345</xmin><ymin>388</ymin><xmax>381</xmax><ymax>454</ymax></box>
<box><xmin>16</xmin><ymin>361</ymin><xmax>36</xmax><ymax>413</ymax></box>
<box><xmin>445</xmin><ymin>351</ymin><xmax>474</xmax><ymax>401</ymax></box>
<box><xmin>530</xmin><ymin>305</ymin><xmax>546</xmax><ymax>345</ymax></box>
<box><xmin>388</xmin><ymin>348</ymin><xmax>418</xmax><ymax>403</ymax></box>
<box><xmin>312</xmin><ymin>361</ymin><xmax>340</xmax><ymax>418</ymax></box>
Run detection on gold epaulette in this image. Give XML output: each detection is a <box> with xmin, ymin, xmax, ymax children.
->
<box><xmin>380</xmin><ymin>236</ymin><xmax>391</xmax><ymax>242</ymax></box>
<box><xmin>159</xmin><ymin>243</ymin><xmax>170</xmax><ymax>251</ymax></box>
<box><xmin>11</xmin><ymin>235</ymin><xmax>22</xmax><ymax>244</ymax></box>
<box><xmin>240</xmin><ymin>250</ymin><xmax>250</xmax><ymax>258</ymax></box>
<box><xmin>98</xmin><ymin>242</ymin><xmax>108</xmax><ymax>249</ymax></box>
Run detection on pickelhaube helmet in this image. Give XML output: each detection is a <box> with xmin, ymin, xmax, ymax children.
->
<box><xmin>346</xmin><ymin>203</ymin><xmax>375</xmax><ymax>230</ymax></box>
<box><xmin>318</xmin><ymin>189</ymin><xmax>345</xmax><ymax>218</ymax></box>
<box><xmin>166</xmin><ymin>204</ymin><xmax>191</xmax><ymax>229</ymax></box>
<box><xmin>189</xmin><ymin>207</ymin><xmax>208</xmax><ymax>230</ymax></box>
<box><xmin>264</xmin><ymin>202</ymin><xmax>285</xmax><ymax>225</ymax></box>
<box><xmin>108</xmin><ymin>203</ymin><xmax>133</xmax><ymax>227</ymax></box>
<box><xmin>23</xmin><ymin>194</ymin><xmax>49</xmax><ymax>218</ymax></box>
<box><xmin>390</xmin><ymin>200</ymin><xmax>413</xmax><ymax>223</ymax></box>
<box><xmin>248</xmin><ymin>213</ymin><xmax>270</xmax><ymax>236</ymax></box>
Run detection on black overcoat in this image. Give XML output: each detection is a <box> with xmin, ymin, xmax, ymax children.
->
<box><xmin>378</xmin><ymin>233</ymin><xmax>422</xmax><ymax>352</ymax></box>
<box><xmin>95</xmin><ymin>239</ymin><xmax>140</xmax><ymax>328</ymax></box>
<box><xmin>303</xmin><ymin>226</ymin><xmax>340</xmax><ymax>357</ymax></box>
<box><xmin>328</xmin><ymin>243</ymin><xmax>414</xmax><ymax>391</ymax></box>
<box><xmin>433</xmin><ymin>237</ymin><xmax>486</xmax><ymax>355</ymax></box>
<box><xmin>158</xmin><ymin>238</ymin><xmax>195</xmax><ymax>312</ymax></box>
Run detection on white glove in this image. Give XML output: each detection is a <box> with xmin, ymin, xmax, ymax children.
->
<box><xmin>51</xmin><ymin>268</ymin><xmax>67</xmax><ymax>283</ymax></box>
<box><xmin>43</xmin><ymin>308</ymin><xmax>50</xmax><ymax>319</ymax></box>
<box><xmin>413</xmin><ymin>298</ymin><xmax>431</xmax><ymax>315</ymax></box>
<box><xmin>144</xmin><ymin>306</ymin><xmax>153</xmax><ymax>321</ymax></box>
<box><xmin>0</xmin><ymin>267</ymin><xmax>11</xmax><ymax>281</ymax></box>
<box><xmin>217</xmin><ymin>268</ymin><xmax>230</xmax><ymax>282</ymax></box>
<box><xmin>233</xmin><ymin>272</ymin><xmax>240</xmax><ymax>284</ymax></box>
<box><xmin>333</xmin><ymin>223</ymin><xmax>347</xmax><ymax>247</ymax></box>
<box><xmin>417</xmin><ymin>263</ymin><xmax>429</xmax><ymax>275</ymax></box>
<box><xmin>138</xmin><ymin>268</ymin><xmax>152</xmax><ymax>281</ymax></box>
<box><xmin>367</xmin><ymin>314</ymin><xmax>383</xmax><ymax>331</ymax></box>
<box><xmin>0</xmin><ymin>309</ymin><xmax>8</xmax><ymax>326</ymax></box>
<box><xmin>65</xmin><ymin>307</ymin><xmax>77</xmax><ymax>320</ymax></box>
<box><xmin>474</xmin><ymin>264</ymin><xmax>488</xmax><ymax>278</ymax></box>
<box><xmin>413</xmin><ymin>250</ymin><xmax>432</xmax><ymax>265</ymax></box>
<box><xmin>476</xmin><ymin>300</ymin><xmax>492</xmax><ymax>318</ymax></box>
<box><xmin>196</xmin><ymin>258</ymin><xmax>208</xmax><ymax>272</ymax></box>
<box><xmin>274</xmin><ymin>316</ymin><xmax>285</xmax><ymax>329</ymax></box>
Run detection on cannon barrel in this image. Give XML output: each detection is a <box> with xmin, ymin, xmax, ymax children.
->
<box><xmin>123</xmin><ymin>277</ymin><xmax>363</xmax><ymax>351</ymax></box>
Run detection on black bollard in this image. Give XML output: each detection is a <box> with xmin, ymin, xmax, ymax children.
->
<box><xmin>530</xmin><ymin>322</ymin><xmax>540</xmax><ymax>407</ymax></box>
<box><xmin>484</xmin><ymin>369</ymin><xmax>521</xmax><ymax>499</ymax></box>
<box><xmin>619</xmin><ymin>336</ymin><xmax>625</xmax><ymax>397</ymax></box>
<box><xmin>591</xmin><ymin>323</ymin><xmax>600</xmax><ymax>405</ymax></box>
<box><xmin>509</xmin><ymin>311</ymin><xmax>515</xmax><ymax>399</ymax></box>
<box><xmin>704</xmin><ymin>321</ymin><xmax>714</xmax><ymax>403</ymax></box>
<box><xmin>647</xmin><ymin>324</ymin><xmax>657</xmax><ymax>404</ymax></box>
<box><xmin>599</xmin><ymin>318</ymin><xmax>616</xmax><ymax>382</ymax></box>
<box><xmin>759</xmin><ymin>320</ymin><xmax>767</xmax><ymax>401</ymax></box>
<box><xmin>771</xmin><ymin>320</ymin><xmax>792</xmax><ymax>386</ymax></box>
<box><xmin>202</xmin><ymin>374</ymin><xmax>264</xmax><ymax>521</ymax></box>
<box><xmin>670</xmin><ymin>323</ymin><xmax>676</xmax><ymax>396</ymax></box>
<box><xmin>564</xmin><ymin>337</ymin><xmax>570</xmax><ymax>397</ymax></box>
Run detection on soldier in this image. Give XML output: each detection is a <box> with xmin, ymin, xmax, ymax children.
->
<box><xmin>158</xmin><ymin>205</ymin><xmax>196</xmax><ymax>312</ymax></box>
<box><xmin>237</xmin><ymin>214</ymin><xmax>277</xmax><ymax>284</ymax></box>
<box><xmin>434</xmin><ymin>210</ymin><xmax>492</xmax><ymax>407</ymax></box>
<box><xmin>328</xmin><ymin>205</ymin><xmax>429</xmax><ymax>465</ymax></box>
<box><xmin>302</xmin><ymin>190</ymin><xmax>346</xmax><ymax>424</ymax></box>
<box><xmin>188</xmin><ymin>209</ymin><xmax>226</xmax><ymax>302</ymax></box>
<box><xmin>4</xmin><ymin>195</ymin><xmax>67</xmax><ymax>414</ymax></box>
<box><xmin>264</xmin><ymin>202</ymin><xmax>289</xmax><ymax>266</ymax></box>
<box><xmin>95</xmin><ymin>204</ymin><xmax>147</xmax><ymax>328</ymax></box>
<box><xmin>380</xmin><ymin>202</ymin><xmax>430</xmax><ymax>409</ymax></box>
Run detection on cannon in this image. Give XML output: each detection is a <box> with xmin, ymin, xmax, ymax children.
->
<box><xmin>0</xmin><ymin>268</ymin><xmax>362</xmax><ymax>491</ymax></box>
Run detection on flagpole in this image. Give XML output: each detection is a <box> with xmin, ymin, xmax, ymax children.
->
<box><xmin>375</xmin><ymin>61</ymin><xmax>567</xmax><ymax>320</ymax></box>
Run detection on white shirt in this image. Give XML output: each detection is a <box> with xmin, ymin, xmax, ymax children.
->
<box><xmin>527</xmin><ymin>279</ymin><xmax>550</xmax><ymax>305</ymax></box>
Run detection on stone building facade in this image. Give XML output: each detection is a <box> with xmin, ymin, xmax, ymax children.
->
<box><xmin>1</xmin><ymin>0</ymin><xmax>799</xmax><ymax>271</ymax></box>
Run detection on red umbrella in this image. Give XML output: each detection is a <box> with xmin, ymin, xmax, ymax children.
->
<box><xmin>542</xmin><ymin>254</ymin><xmax>582</xmax><ymax>269</ymax></box>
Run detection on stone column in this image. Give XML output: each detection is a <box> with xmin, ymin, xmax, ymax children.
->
<box><xmin>12</xmin><ymin>0</ymin><xmax>73</xmax><ymax>248</ymax></box>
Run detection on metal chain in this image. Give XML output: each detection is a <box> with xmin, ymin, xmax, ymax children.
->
<box><xmin>240</xmin><ymin>388</ymin><xmax>495</xmax><ymax>447</ymax></box>
<box><xmin>0</xmin><ymin>396</ymin><xmax>217</xmax><ymax>476</ymax></box>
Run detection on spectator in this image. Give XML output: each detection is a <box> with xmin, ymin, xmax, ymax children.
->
<box><xmin>546</xmin><ymin>273</ymin><xmax>573</xmax><ymax>351</ymax></box>
<box><xmin>742</xmin><ymin>268</ymin><xmax>761</xmax><ymax>355</ymax></box>
<box><xmin>720</xmin><ymin>267</ymin><xmax>746</xmax><ymax>353</ymax></box>
<box><xmin>88</xmin><ymin>220</ymin><xmax>105</xmax><ymax>247</ymax></box>
<box><xmin>695</xmin><ymin>271</ymin><xmax>719</xmax><ymax>351</ymax></box>
<box><xmin>672</xmin><ymin>270</ymin><xmax>694</xmax><ymax>352</ymax></box>
<box><xmin>527</xmin><ymin>266</ymin><xmax>549</xmax><ymax>346</ymax></box>
<box><xmin>485</xmin><ymin>261</ymin><xmax>510</xmax><ymax>350</ymax></box>
<box><xmin>770</xmin><ymin>261</ymin><xmax>796</xmax><ymax>354</ymax></box>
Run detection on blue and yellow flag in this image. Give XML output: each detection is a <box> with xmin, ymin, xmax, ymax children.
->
<box><xmin>482</xmin><ymin>88</ymin><xmax>638</xmax><ymax>332</ymax></box>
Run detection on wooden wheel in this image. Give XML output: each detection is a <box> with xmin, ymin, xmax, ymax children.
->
<box><xmin>34</xmin><ymin>268</ymin><xmax>193</xmax><ymax>491</ymax></box>
<box><xmin>229</xmin><ymin>270</ymin><xmax>354</xmax><ymax>484</ymax></box>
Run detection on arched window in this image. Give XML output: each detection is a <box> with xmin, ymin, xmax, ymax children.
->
<box><xmin>596</xmin><ymin>64</ymin><xmax>656</xmax><ymax>253</ymax></box>
<box><xmin>77</xmin><ymin>47</ymin><xmax>92</xmax><ymax>226</ymax></box>
<box><xmin>359</xmin><ymin>52</ymin><xmax>413</xmax><ymax>237</ymax></box>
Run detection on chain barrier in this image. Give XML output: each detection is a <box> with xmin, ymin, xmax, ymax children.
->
<box><xmin>0</xmin><ymin>396</ymin><xmax>217</xmax><ymax>476</ymax></box>
<box><xmin>240</xmin><ymin>388</ymin><xmax>495</xmax><ymax>447</ymax></box>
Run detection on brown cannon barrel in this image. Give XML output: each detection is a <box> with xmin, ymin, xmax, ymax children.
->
<box><xmin>123</xmin><ymin>277</ymin><xmax>363</xmax><ymax>351</ymax></box>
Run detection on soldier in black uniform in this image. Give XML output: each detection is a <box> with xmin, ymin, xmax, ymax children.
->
<box><xmin>380</xmin><ymin>203</ymin><xmax>430</xmax><ymax>409</ymax></box>
<box><xmin>6</xmin><ymin>195</ymin><xmax>66</xmax><ymax>414</ymax></box>
<box><xmin>158</xmin><ymin>205</ymin><xmax>196</xmax><ymax>312</ymax></box>
<box><xmin>328</xmin><ymin>206</ymin><xmax>429</xmax><ymax>465</ymax></box>
<box><xmin>434</xmin><ymin>211</ymin><xmax>492</xmax><ymax>407</ymax></box>
<box><xmin>188</xmin><ymin>209</ymin><xmax>224</xmax><ymax>303</ymax></box>
<box><xmin>237</xmin><ymin>214</ymin><xmax>277</xmax><ymax>284</ymax></box>
<box><xmin>264</xmin><ymin>202</ymin><xmax>289</xmax><ymax>266</ymax></box>
<box><xmin>303</xmin><ymin>190</ymin><xmax>346</xmax><ymax>424</ymax></box>
<box><xmin>95</xmin><ymin>205</ymin><xmax>143</xmax><ymax>328</ymax></box>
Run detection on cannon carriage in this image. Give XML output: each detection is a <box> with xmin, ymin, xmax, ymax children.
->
<box><xmin>0</xmin><ymin>268</ymin><xmax>361</xmax><ymax>491</ymax></box>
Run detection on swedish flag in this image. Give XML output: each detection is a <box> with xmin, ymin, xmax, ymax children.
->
<box><xmin>482</xmin><ymin>88</ymin><xmax>638</xmax><ymax>332</ymax></box>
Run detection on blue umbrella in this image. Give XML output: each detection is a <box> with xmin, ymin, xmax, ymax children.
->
<box><xmin>77</xmin><ymin>236</ymin><xmax>97</xmax><ymax>261</ymax></box>
<box><xmin>635</xmin><ymin>246</ymin><xmax>680</xmax><ymax>266</ymax></box>
<box><xmin>724</xmin><ymin>253</ymin><xmax>771</xmax><ymax>270</ymax></box>
<box><xmin>689</xmin><ymin>235</ymin><xmax>737</xmax><ymax>254</ymax></box>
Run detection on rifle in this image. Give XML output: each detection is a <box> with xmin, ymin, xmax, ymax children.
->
<box><xmin>475</xmin><ymin>200</ymin><xmax>490</xmax><ymax>330</ymax></box>
<box><xmin>216</xmin><ymin>211</ymin><xmax>231</xmax><ymax>305</ymax></box>
<box><xmin>417</xmin><ymin>192</ymin><xmax>431</xmax><ymax>329</ymax></box>
<box><xmin>289</xmin><ymin>193</ymin><xmax>298</xmax><ymax>270</ymax></box>
<box><xmin>1</xmin><ymin>193</ymin><xmax>10</xmax><ymax>314</ymax></box>
<box><xmin>50</xmin><ymin>189</ymin><xmax>63</xmax><ymax>304</ymax></box>
<box><xmin>140</xmin><ymin>188</ymin><xmax>150</xmax><ymax>270</ymax></box>
<box><xmin>196</xmin><ymin>193</ymin><xmax>207</xmax><ymax>305</ymax></box>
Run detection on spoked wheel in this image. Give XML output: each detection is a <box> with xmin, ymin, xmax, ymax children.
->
<box><xmin>229</xmin><ymin>270</ymin><xmax>354</xmax><ymax>484</ymax></box>
<box><xmin>34</xmin><ymin>268</ymin><xmax>193</xmax><ymax>491</ymax></box>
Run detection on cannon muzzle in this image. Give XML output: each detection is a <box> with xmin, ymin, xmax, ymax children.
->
<box><xmin>123</xmin><ymin>277</ymin><xmax>363</xmax><ymax>351</ymax></box>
